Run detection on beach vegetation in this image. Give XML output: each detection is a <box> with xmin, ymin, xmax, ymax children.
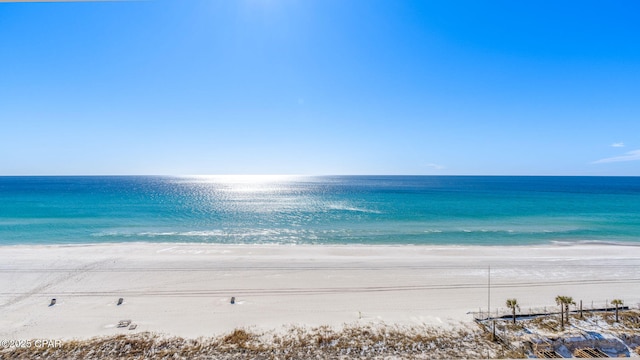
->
<box><xmin>555</xmin><ymin>295</ymin><xmax>575</xmax><ymax>330</ymax></box>
<box><xmin>0</xmin><ymin>325</ymin><xmax>510</xmax><ymax>359</ymax></box>
<box><xmin>528</xmin><ymin>315</ymin><xmax>560</xmax><ymax>333</ymax></box>
<box><xmin>506</xmin><ymin>298</ymin><xmax>520</xmax><ymax>324</ymax></box>
<box><xmin>611</xmin><ymin>299</ymin><xmax>624</xmax><ymax>322</ymax></box>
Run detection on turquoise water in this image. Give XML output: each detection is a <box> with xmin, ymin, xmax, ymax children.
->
<box><xmin>1</xmin><ymin>176</ymin><xmax>639</xmax><ymax>246</ymax></box>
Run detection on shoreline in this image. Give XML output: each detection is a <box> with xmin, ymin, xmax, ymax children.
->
<box><xmin>2</xmin><ymin>242</ymin><xmax>640</xmax><ymax>341</ymax></box>
<box><xmin>3</xmin><ymin>238</ymin><xmax>640</xmax><ymax>249</ymax></box>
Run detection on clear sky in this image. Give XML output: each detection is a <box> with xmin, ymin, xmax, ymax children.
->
<box><xmin>1</xmin><ymin>0</ymin><xmax>639</xmax><ymax>175</ymax></box>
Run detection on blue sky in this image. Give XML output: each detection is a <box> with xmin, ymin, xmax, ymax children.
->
<box><xmin>1</xmin><ymin>0</ymin><xmax>639</xmax><ymax>175</ymax></box>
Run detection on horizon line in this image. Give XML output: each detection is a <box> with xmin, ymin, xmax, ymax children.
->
<box><xmin>1</xmin><ymin>174</ymin><xmax>639</xmax><ymax>178</ymax></box>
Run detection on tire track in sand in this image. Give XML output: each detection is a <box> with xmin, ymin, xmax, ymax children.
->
<box><xmin>0</xmin><ymin>259</ymin><xmax>114</xmax><ymax>309</ymax></box>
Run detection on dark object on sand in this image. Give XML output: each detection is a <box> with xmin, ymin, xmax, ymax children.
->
<box><xmin>129</xmin><ymin>324</ymin><xmax>137</xmax><ymax>330</ymax></box>
<box><xmin>231</xmin><ymin>296</ymin><xmax>235</xmax><ymax>304</ymax></box>
<box><xmin>117</xmin><ymin>320</ymin><xmax>132</xmax><ymax>328</ymax></box>
<box><xmin>49</xmin><ymin>298</ymin><xmax>56</xmax><ymax>306</ymax></box>
<box><xmin>117</xmin><ymin>298</ymin><xmax>123</xmax><ymax>306</ymax></box>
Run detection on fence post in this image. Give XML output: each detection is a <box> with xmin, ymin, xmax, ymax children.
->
<box><xmin>580</xmin><ymin>300</ymin><xmax>583</xmax><ymax>319</ymax></box>
<box><xmin>492</xmin><ymin>320</ymin><xmax>496</xmax><ymax>341</ymax></box>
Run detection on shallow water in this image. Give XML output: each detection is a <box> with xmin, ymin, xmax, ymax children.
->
<box><xmin>1</xmin><ymin>175</ymin><xmax>639</xmax><ymax>245</ymax></box>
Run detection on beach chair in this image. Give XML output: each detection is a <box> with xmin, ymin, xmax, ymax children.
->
<box><xmin>117</xmin><ymin>320</ymin><xmax>132</xmax><ymax>328</ymax></box>
<box><xmin>49</xmin><ymin>298</ymin><xmax>56</xmax><ymax>306</ymax></box>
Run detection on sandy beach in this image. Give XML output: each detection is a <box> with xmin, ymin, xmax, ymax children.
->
<box><xmin>1</xmin><ymin>243</ymin><xmax>640</xmax><ymax>341</ymax></box>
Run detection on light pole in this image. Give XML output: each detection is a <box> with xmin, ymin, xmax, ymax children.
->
<box><xmin>488</xmin><ymin>264</ymin><xmax>491</xmax><ymax>320</ymax></box>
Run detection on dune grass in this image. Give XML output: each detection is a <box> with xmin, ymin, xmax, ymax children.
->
<box><xmin>1</xmin><ymin>324</ymin><xmax>511</xmax><ymax>359</ymax></box>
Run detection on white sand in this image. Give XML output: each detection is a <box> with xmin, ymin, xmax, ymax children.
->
<box><xmin>1</xmin><ymin>243</ymin><xmax>639</xmax><ymax>340</ymax></box>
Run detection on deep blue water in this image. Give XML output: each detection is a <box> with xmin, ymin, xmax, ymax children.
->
<box><xmin>1</xmin><ymin>176</ymin><xmax>639</xmax><ymax>245</ymax></box>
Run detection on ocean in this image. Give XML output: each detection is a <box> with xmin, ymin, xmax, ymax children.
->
<box><xmin>0</xmin><ymin>176</ymin><xmax>639</xmax><ymax>246</ymax></box>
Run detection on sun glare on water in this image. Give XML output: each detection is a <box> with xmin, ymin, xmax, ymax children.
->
<box><xmin>186</xmin><ymin>175</ymin><xmax>301</xmax><ymax>183</ymax></box>
<box><xmin>181</xmin><ymin>175</ymin><xmax>304</xmax><ymax>193</ymax></box>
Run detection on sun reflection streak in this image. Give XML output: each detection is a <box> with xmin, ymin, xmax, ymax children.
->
<box><xmin>177</xmin><ymin>175</ymin><xmax>305</xmax><ymax>193</ymax></box>
<box><xmin>186</xmin><ymin>175</ymin><xmax>302</xmax><ymax>183</ymax></box>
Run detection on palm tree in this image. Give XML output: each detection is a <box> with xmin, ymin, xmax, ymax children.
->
<box><xmin>555</xmin><ymin>295</ymin><xmax>576</xmax><ymax>330</ymax></box>
<box><xmin>611</xmin><ymin>299</ymin><xmax>624</xmax><ymax>322</ymax></box>
<box><xmin>506</xmin><ymin>299</ymin><xmax>520</xmax><ymax>324</ymax></box>
<box><xmin>564</xmin><ymin>297</ymin><xmax>575</xmax><ymax>325</ymax></box>
<box><xmin>555</xmin><ymin>296</ymin><xmax>565</xmax><ymax>329</ymax></box>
